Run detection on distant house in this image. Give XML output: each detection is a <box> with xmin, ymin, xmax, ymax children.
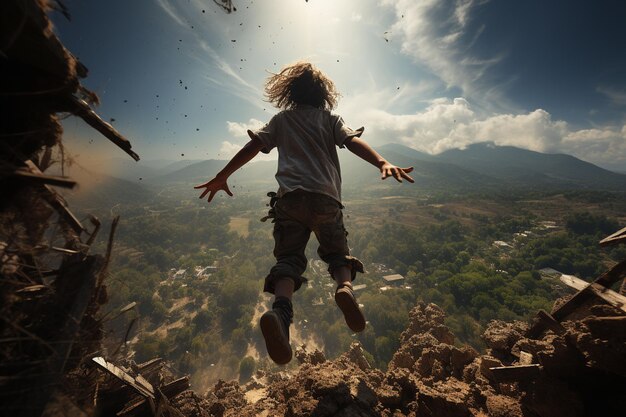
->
<box><xmin>352</xmin><ymin>284</ymin><xmax>367</xmax><ymax>292</ymax></box>
<box><xmin>492</xmin><ymin>240</ymin><xmax>513</xmax><ymax>250</ymax></box>
<box><xmin>538</xmin><ymin>267</ymin><xmax>563</xmax><ymax>278</ymax></box>
<box><xmin>195</xmin><ymin>266</ymin><xmax>217</xmax><ymax>278</ymax></box>
<box><xmin>173</xmin><ymin>269</ymin><xmax>187</xmax><ymax>279</ymax></box>
<box><xmin>383</xmin><ymin>274</ymin><xmax>405</xmax><ymax>286</ymax></box>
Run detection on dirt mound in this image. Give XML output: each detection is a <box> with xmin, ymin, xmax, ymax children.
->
<box><xmin>174</xmin><ymin>300</ymin><xmax>625</xmax><ymax>417</ymax></box>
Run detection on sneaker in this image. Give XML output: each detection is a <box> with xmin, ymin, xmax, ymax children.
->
<box><xmin>335</xmin><ymin>284</ymin><xmax>366</xmax><ymax>332</ymax></box>
<box><xmin>260</xmin><ymin>297</ymin><xmax>293</xmax><ymax>365</ymax></box>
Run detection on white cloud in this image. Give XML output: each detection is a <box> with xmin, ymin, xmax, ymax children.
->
<box><xmin>596</xmin><ymin>86</ymin><xmax>626</xmax><ymax>106</ymax></box>
<box><xmin>226</xmin><ymin>119</ymin><xmax>265</xmax><ymax>138</ymax></box>
<box><xmin>218</xmin><ymin>140</ymin><xmax>277</xmax><ymax>161</ymax></box>
<box><xmin>219</xmin><ymin>141</ymin><xmax>243</xmax><ymax>159</ymax></box>
<box><xmin>155</xmin><ymin>0</ymin><xmax>187</xmax><ymax>26</ymax></box>
<box><xmin>381</xmin><ymin>0</ymin><xmax>506</xmax><ymax>106</ymax></box>
<box><xmin>345</xmin><ymin>96</ymin><xmax>625</xmax><ymax>168</ymax></box>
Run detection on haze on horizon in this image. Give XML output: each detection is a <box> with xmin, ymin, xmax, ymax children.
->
<box><xmin>52</xmin><ymin>0</ymin><xmax>626</xmax><ymax>172</ymax></box>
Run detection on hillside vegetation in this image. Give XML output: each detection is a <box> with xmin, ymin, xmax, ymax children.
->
<box><xmin>69</xmin><ymin>175</ymin><xmax>625</xmax><ymax>387</ymax></box>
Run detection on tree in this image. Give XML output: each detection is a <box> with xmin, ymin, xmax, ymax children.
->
<box><xmin>239</xmin><ymin>356</ymin><xmax>256</xmax><ymax>382</ymax></box>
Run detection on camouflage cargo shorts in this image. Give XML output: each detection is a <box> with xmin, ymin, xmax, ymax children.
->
<box><xmin>263</xmin><ymin>189</ymin><xmax>364</xmax><ymax>294</ymax></box>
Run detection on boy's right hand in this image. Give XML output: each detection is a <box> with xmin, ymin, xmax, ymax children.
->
<box><xmin>194</xmin><ymin>176</ymin><xmax>233</xmax><ymax>203</ymax></box>
<box><xmin>380</xmin><ymin>163</ymin><xmax>415</xmax><ymax>183</ymax></box>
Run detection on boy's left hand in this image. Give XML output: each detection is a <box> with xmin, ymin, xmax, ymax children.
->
<box><xmin>194</xmin><ymin>176</ymin><xmax>233</xmax><ymax>202</ymax></box>
<box><xmin>381</xmin><ymin>163</ymin><xmax>415</xmax><ymax>183</ymax></box>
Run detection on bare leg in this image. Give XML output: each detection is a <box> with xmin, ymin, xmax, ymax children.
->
<box><xmin>333</xmin><ymin>265</ymin><xmax>352</xmax><ymax>288</ymax></box>
<box><xmin>274</xmin><ymin>277</ymin><xmax>295</xmax><ymax>301</ymax></box>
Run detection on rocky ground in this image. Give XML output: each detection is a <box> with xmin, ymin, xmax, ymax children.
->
<box><xmin>168</xmin><ymin>300</ymin><xmax>625</xmax><ymax>417</ymax></box>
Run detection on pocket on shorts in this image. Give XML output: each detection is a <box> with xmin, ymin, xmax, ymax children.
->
<box><xmin>311</xmin><ymin>197</ymin><xmax>340</xmax><ymax>216</ymax></box>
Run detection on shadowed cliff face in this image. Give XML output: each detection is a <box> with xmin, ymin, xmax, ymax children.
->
<box><xmin>170</xmin><ymin>300</ymin><xmax>626</xmax><ymax>417</ymax></box>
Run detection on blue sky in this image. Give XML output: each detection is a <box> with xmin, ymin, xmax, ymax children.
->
<box><xmin>52</xmin><ymin>0</ymin><xmax>626</xmax><ymax>171</ymax></box>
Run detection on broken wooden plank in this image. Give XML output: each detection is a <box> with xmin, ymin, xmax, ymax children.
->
<box><xmin>23</xmin><ymin>161</ymin><xmax>85</xmax><ymax>234</ymax></box>
<box><xmin>560</xmin><ymin>274</ymin><xmax>626</xmax><ymax>314</ymax></box>
<box><xmin>117</xmin><ymin>377</ymin><xmax>190</xmax><ymax>417</ymax></box>
<box><xmin>489</xmin><ymin>364</ymin><xmax>541</xmax><ymax>383</ymax></box>
<box><xmin>528</xmin><ymin>260</ymin><xmax>626</xmax><ymax>338</ymax></box>
<box><xmin>527</xmin><ymin>309</ymin><xmax>566</xmax><ymax>339</ymax></box>
<box><xmin>71</xmin><ymin>97</ymin><xmax>140</xmax><ymax>161</ymax></box>
<box><xmin>599</xmin><ymin>226</ymin><xmax>626</xmax><ymax>247</ymax></box>
<box><xmin>12</xmin><ymin>167</ymin><xmax>77</xmax><ymax>189</ymax></box>
<box><xmin>92</xmin><ymin>357</ymin><xmax>155</xmax><ymax>399</ymax></box>
<box><xmin>50</xmin><ymin>246</ymin><xmax>81</xmax><ymax>254</ymax></box>
<box><xmin>595</xmin><ymin>258</ymin><xmax>626</xmax><ymax>288</ymax></box>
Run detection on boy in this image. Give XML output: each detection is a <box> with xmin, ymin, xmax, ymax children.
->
<box><xmin>195</xmin><ymin>62</ymin><xmax>414</xmax><ymax>364</ymax></box>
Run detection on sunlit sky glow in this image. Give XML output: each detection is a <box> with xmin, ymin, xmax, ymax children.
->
<box><xmin>52</xmin><ymin>0</ymin><xmax>626</xmax><ymax>171</ymax></box>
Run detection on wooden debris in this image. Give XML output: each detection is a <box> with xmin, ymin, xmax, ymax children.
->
<box><xmin>11</xmin><ymin>166</ymin><xmax>77</xmax><ymax>189</ymax></box>
<box><xmin>23</xmin><ymin>160</ymin><xmax>86</xmax><ymax>235</ymax></box>
<box><xmin>489</xmin><ymin>364</ymin><xmax>541</xmax><ymax>383</ymax></box>
<box><xmin>599</xmin><ymin>226</ymin><xmax>626</xmax><ymax>247</ymax></box>
<box><xmin>71</xmin><ymin>97</ymin><xmax>140</xmax><ymax>161</ymax></box>
<box><xmin>92</xmin><ymin>356</ymin><xmax>189</xmax><ymax>417</ymax></box>
<box><xmin>560</xmin><ymin>274</ymin><xmax>626</xmax><ymax>314</ymax></box>
<box><xmin>92</xmin><ymin>357</ymin><xmax>155</xmax><ymax>399</ymax></box>
<box><xmin>527</xmin><ymin>259</ymin><xmax>626</xmax><ymax>338</ymax></box>
<box><xmin>117</xmin><ymin>377</ymin><xmax>190</xmax><ymax>417</ymax></box>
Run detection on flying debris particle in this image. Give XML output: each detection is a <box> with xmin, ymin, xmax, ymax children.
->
<box><xmin>231</xmin><ymin>39</ymin><xmax>236</xmax><ymax>42</ymax></box>
<box><xmin>156</xmin><ymin>94</ymin><xmax>159</xmax><ymax>98</ymax></box>
<box><xmin>397</xmin><ymin>87</ymin><xmax>400</xmax><ymax>90</ymax></box>
<box><xmin>139</xmin><ymin>177</ymin><xmax>143</xmax><ymax>181</ymax></box>
<box><xmin>202</xmin><ymin>9</ymin><xmax>205</xmax><ymax>13</ymax></box>
<box><xmin>123</xmin><ymin>99</ymin><xmax>128</xmax><ymax>103</ymax></box>
<box><xmin>196</xmin><ymin>128</ymin><xmax>200</xmax><ymax>131</ymax></box>
<box><xmin>184</xmin><ymin>114</ymin><xmax>188</xmax><ymax>117</ymax></box>
<box><xmin>185</xmin><ymin>86</ymin><xmax>187</xmax><ymax>90</ymax></box>
<box><xmin>110</xmin><ymin>118</ymin><xmax>116</xmax><ymax>122</ymax></box>
<box><xmin>181</xmin><ymin>153</ymin><xmax>185</xmax><ymax>156</ymax></box>
<box><xmin>337</xmin><ymin>59</ymin><xmax>339</xmax><ymax>62</ymax></box>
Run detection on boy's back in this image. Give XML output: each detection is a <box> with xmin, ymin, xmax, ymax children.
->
<box><xmin>252</xmin><ymin>105</ymin><xmax>363</xmax><ymax>203</ymax></box>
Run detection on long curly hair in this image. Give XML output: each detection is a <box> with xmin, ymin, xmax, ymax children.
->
<box><xmin>264</xmin><ymin>62</ymin><xmax>339</xmax><ymax>110</ymax></box>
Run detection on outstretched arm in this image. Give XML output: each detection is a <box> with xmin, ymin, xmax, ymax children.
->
<box><xmin>345</xmin><ymin>136</ymin><xmax>414</xmax><ymax>183</ymax></box>
<box><xmin>194</xmin><ymin>133</ymin><xmax>265</xmax><ymax>202</ymax></box>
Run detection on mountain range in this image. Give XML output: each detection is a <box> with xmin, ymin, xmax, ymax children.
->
<box><xmin>80</xmin><ymin>143</ymin><xmax>626</xmax><ymax>202</ymax></box>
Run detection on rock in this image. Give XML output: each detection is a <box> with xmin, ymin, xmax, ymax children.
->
<box><xmin>342</xmin><ymin>342</ymin><xmax>372</xmax><ymax>371</ymax></box>
<box><xmin>478</xmin><ymin>356</ymin><xmax>502</xmax><ymax>382</ymax></box>
<box><xmin>295</xmin><ymin>345</ymin><xmax>326</xmax><ymax>365</ymax></box>
<box><xmin>176</xmin><ymin>300</ymin><xmax>625</xmax><ymax>417</ymax></box>
<box><xmin>399</xmin><ymin>303</ymin><xmax>455</xmax><ymax>345</ymax></box>
<box><xmin>482</xmin><ymin>320</ymin><xmax>528</xmax><ymax>354</ymax></box>
<box><xmin>485</xmin><ymin>395</ymin><xmax>523</xmax><ymax>417</ymax></box>
<box><xmin>417</xmin><ymin>379</ymin><xmax>472</xmax><ymax>417</ymax></box>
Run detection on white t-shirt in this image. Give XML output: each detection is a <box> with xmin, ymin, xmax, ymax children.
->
<box><xmin>252</xmin><ymin>105</ymin><xmax>364</xmax><ymax>203</ymax></box>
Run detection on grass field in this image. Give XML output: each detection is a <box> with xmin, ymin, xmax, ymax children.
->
<box><xmin>229</xmin><ymin>216</ymin><xmax>251</xmax><ymax>237</ymax></box>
